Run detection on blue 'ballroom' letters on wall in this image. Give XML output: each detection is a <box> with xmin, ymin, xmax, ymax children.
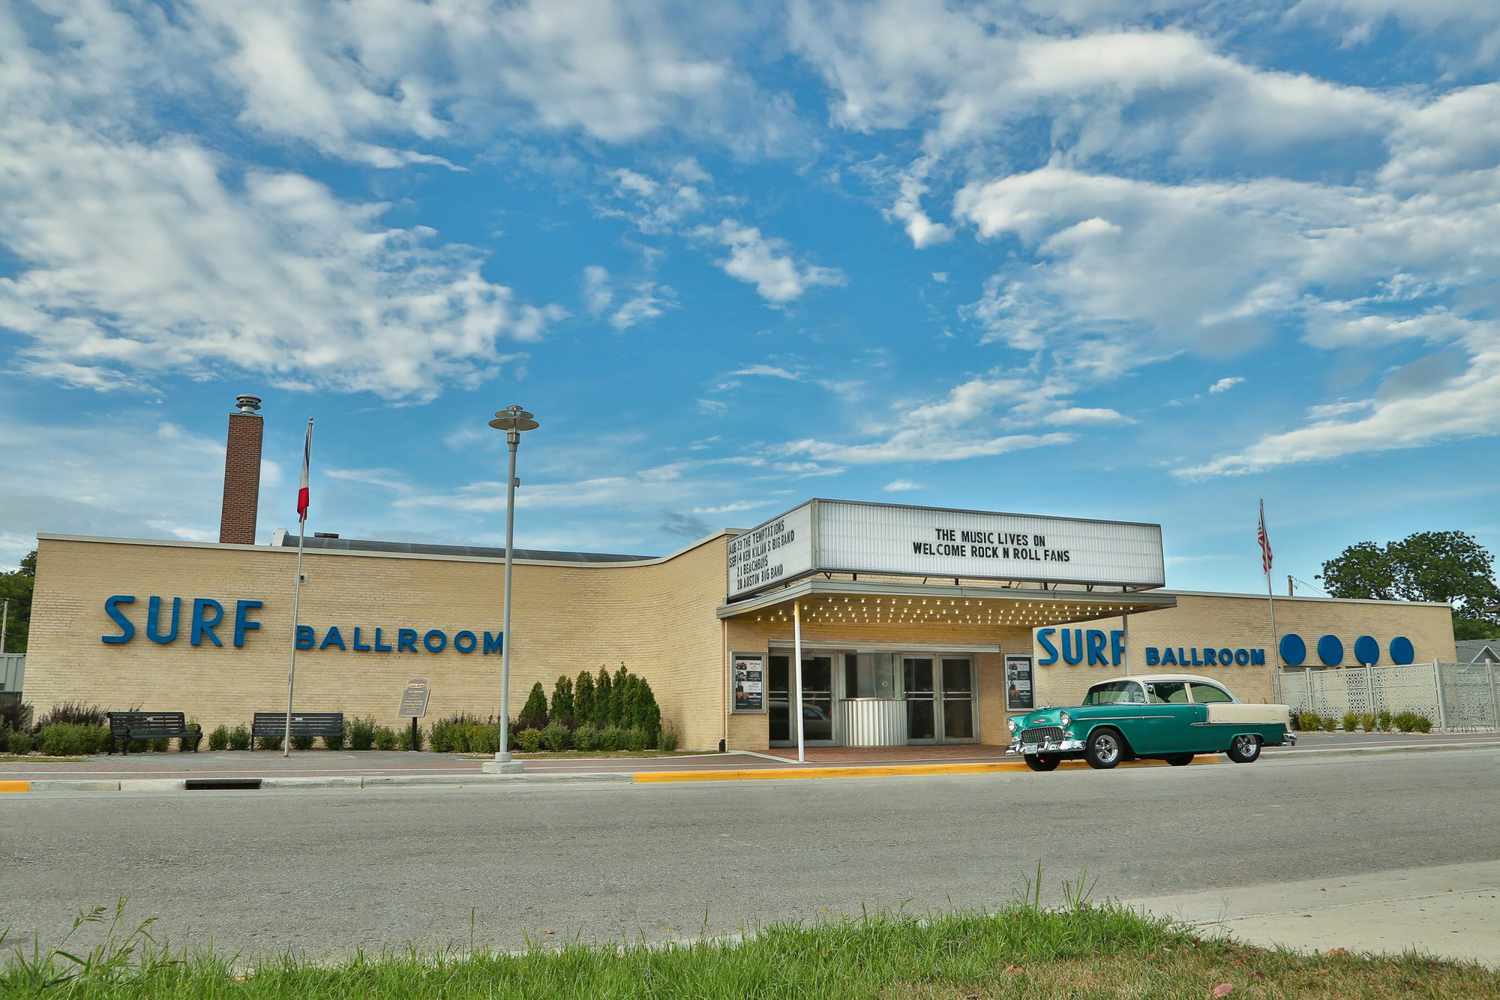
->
<box><xmin>100</xmin><ymin>594</ymin><xmax>502</xmax><ymax>655</ymax></box>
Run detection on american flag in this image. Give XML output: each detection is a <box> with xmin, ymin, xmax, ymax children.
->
<box><xmin>1257</xmin><ymin>498</ymin><xmax>1273</xmax><ymax>575</ymax></box>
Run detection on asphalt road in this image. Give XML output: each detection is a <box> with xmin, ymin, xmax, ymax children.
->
<box><xmin>4</xmin><ymin>748</ymin><xmax>1498</xmax><ymax>961</ymax></box>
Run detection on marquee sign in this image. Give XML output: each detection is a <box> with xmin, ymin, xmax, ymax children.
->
<box><xmin>727</xmin><ymin>500</ymin><xmax>1164</xmax><ymax>598</ymax></box>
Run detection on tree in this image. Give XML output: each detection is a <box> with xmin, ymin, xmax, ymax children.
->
<box><xmin>549</xmin><ymin>675</ymin><xmax>575</xmax><ymax>729</ymax></box>
<box><xmin>574</xmin><ymin>670</ymin><xmax>595</xmax><ymax>727</ymax></box>
<box><xmin>0</xmin><ymin>548</ymin><xmax>36</xmax><ymax>654</ymax></box>
<box><xmin>592</xmin><ymin>667</ymin><xmax>612</xmax><ymax>729</ymax></box>
<box><xmin>516</xmin><ymin>682</ymin><xmax>549</xmax><ymax>731</ymax></box>
<box><xmin>1320</xmin><ymin>531</ymin><xmax>1499</xmax><ymax>640</ymax></box>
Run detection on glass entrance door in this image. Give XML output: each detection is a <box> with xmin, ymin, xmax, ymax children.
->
<box><xmin>941</xmin><ymin>657</ymin><xmax>976</xmax><ymax>741</ymax></box>
<box><xmin>903</xmin><ymin>657</ymin><xmax>936</xmax><ymax>742</ymax></box>
<box><xmin>768</xmin><ymin>654</ymin><xmax>835</xmax><ymax>746</ymax></box>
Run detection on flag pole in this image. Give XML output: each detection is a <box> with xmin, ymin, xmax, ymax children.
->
<box><xmin>284</xmin><ymin>418</ymin><xmax>313</xmax><ymax>758</ymax></box>
<box><xmin>1260</xmin><ymin>498</ymin><xmax>1283</xmax><ymax>705</ymax></box>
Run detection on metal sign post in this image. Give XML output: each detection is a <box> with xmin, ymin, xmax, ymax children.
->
<box><xmin>398</xmin><ymin>678</ymin><xmax>431</xmax><ymax>751</ymax></box>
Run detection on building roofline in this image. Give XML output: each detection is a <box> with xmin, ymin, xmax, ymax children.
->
<box><xmin>34</xmin><ymin>531</ymin><xmax>731</xmax><ymax>569</ymax></box>
<box><xmin>1159</xmin><ymin>589</ymin><xmax>1453</xmax><ymax>609</ymax></box>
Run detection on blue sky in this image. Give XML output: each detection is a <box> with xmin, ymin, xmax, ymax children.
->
<box><xmin>2</xmin><ymin>0</ymin><xmax>1498</xmax><ymax>594</ymax></box>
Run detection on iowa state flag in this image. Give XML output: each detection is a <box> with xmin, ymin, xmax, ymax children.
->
<box><xmin>297</xmin><ymin>419</ymin><xmax>313</xmax><ymax>522</ymax></box>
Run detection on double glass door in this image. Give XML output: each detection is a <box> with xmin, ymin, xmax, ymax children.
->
<box><xmin>902</xmin><ymin>656</ymin><xmax>976</xmax><ymax>743</ymax></box>
<box><xmin>769</xmin><ymin>655</ymin><xmax>834</xmax><ymax>745</ymax></box>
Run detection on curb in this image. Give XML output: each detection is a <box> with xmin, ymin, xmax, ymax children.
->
<box><xmin>633</xmin><ymin>756</ymin><xmax>1223</xmax><ymax>783</ymax></box>
<box><xmin>6</xmin><ymin>770</ymin><xmax>637</xmax><ymax>794</ymax></box>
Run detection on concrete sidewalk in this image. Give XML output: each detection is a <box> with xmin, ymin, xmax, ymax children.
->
<box><xmin>1129</xmin><ymin>860</ymin><xmax>1500</xmax><ymax>968</ymax></box>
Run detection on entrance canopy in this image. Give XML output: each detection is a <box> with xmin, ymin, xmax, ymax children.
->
<box><xmin>718</xmin><ymin>578</ymin><xmax>1176</xmax><ymax>628</ymax></box>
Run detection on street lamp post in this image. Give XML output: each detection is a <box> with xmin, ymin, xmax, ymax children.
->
<box><xmin>483</xmin><ymin>405</ymin><xmax>538</xmax><ymax>775</ymax></box>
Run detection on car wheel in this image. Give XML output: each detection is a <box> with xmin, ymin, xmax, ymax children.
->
<box><xmin>1024</xmin><ymin>754</ymin><xmax>1060</xmax><ymax>772</ymax></box>
<box><xmin>1166</xmin><ymin>753</ymin><xmax>1195</xmax><ymax>766</ymax></box>
<box><xmin>1226</xmin><ymin>734</ymin><xmax>1261</xmax><ymax>764</ymax></box>
<box><xmin>1085</xmin><ymin>729</ymin><xmax>1122</xmax><ymax>770</ymax></box>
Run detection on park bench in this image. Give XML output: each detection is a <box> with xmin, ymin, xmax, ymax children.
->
<box><xmin>251</xmin><ymin>711</ymin><xmax>345</xmax><ymax>749</ymax></box>
<box><xmin>106</xmin><ymin>711</ymin><xmax>201</xmax><ymax>755</ymax></box>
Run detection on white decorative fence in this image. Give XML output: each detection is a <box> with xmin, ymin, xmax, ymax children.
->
<box><xmin>1278</xmin><ymin>662</ymin><xmax>1500</xmax><ymax>732</ymax></box>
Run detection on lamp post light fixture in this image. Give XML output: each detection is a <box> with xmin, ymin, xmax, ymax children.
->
<box><xmin>483</xmin><ymin>404</ymin><xmax>539</xmax><ymax>775</ymax></box>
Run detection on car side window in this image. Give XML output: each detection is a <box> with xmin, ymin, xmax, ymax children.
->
<box><xmin>1190</xmin><ymin>682</ymin><xmax>1233</xmax><ymax>704</ymax></box>
<box><xmin>1146</xmin><ymin>681</ymin><xmax>1190</xmax><ymax>704</ymax></box>
<box><xmin>1084</xmin><ymin>681</ymin><xmax>1147</xmax><ymax>705</ymax></box>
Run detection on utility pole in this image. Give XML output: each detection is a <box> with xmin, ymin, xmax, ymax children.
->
<box><xmin>1</xmin><ymin>598</ymin><xmax>7</xmax><ymax>654</ymax></box>
<box><xmin>1288</xmin><ymin>575</ymin><xmax>1295</xmax><ymax>597</ymax></box>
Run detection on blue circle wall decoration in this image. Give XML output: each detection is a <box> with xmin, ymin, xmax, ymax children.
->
<box><xmin>1279</xmin><ymin>633</ymin><xmax>1307</xmax><ymax>666</ymax></box>
<box><xmin>1353</xmin><ymin>635</ymin><xmax>1380</xmax><ymax>665</ymax></box>
<box><xmin>1389</xmin><ymin>636</ymin><xmax>1415</xmax><ymax>665</ymax></box>
<box><xmin>1317</xmin><ymin>634</ymin><xmax>1344</xmax><ymax>666</ymax></box>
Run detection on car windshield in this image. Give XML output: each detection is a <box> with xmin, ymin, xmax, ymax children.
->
<box><xmin>1083</xmin><ymin>681</ymin><xmax>1146</xmax><ymax>705</ymax></box>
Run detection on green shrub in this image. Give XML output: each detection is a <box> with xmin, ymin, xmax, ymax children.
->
<box><xmin>468</xmin><ymin>723</ymin><xmax>500</xmax><ymax>754</ymax></box>
<box><xmin>291</xmin><ymin>732</ymin><xmax>315</xmax><ymax>751</ymax></box>
<box><xmin>39</xmin><ymin>723</ymin><xmax>95</xmax><ymax>756</ymax></box>
<box><xmin>228</xmin><ymin>725</ymin><xmax>251</xmax><ymax>751</ymax></box>
<box><xmin>208</xmin><ymin>725</ymin><xmax>229</xmax><ymax>751</ymax></box>
<box><xmin>657</xmin><ymin>721</ymin><xmax>679</xmax><ymax>752</ymax></box>
<box><xmin>0</xmin><ymin>726</ymin><xmax>9</xmax><ymax>753</ymax></box>
<box><xmin>9</xmin><ymin>731</ymin><xmax>33</xmax><ymax>755</ymax></box>
<box><xmin>256</xmin><ymin>734</ymin><xmax>283</xmax><ymax>751</ymax></box>
<box><xmin>429</xmin><ymin>719</ymin><xmax>456</xmax><ymax>753</ymax></box>
<box><xmin>598</xmin><ymin>725</ymin><xmax>625</xmax><ymax>752</ymax></box>
<box><xmin>1392</xmin><ymin>711</ymin><xmax>1433</xmax><ymax>733</ymax></box>
<box><xmin>374</xmin><ymin>726</ymin><xmax>398</xmax><ymax>751</ymax></box>
<box><xmin>1321</xmin><ymin>715</ymin><xmax>1338</xmax><ymax>732</ymax></box>
<box><xmin>593</xmin><ymin>667</ymin><xmax>613</xmax><ymax>728</ymax></box>
<box><xmin>1360</xmin><ymin>712</ymin><xmax>1376</xmax><ymax>733</ymax></box>
<box><xmin>1295</xmin><ymin>711</ymin><xmax>1320</xmax><ymax>732</ymax></box>
<box><xmin>1377</xmin><ymin>709</ymin><xmax>1392</xmax><ymax>731</ymax></box>
<box><xmin>541</xmin><ymin>721</ymin><xmax>571</xmax><ymax>752</ymax></box>
<box><xmin>575</xmin><ymin>671</ymin><xmax>596</xmax><ymax>730</ymax></box>
<box><xmin>324</xmin><ymin>721</ymin><xmax>347</xmax><ymax>751</ymax></box>
<box><xmin>516</xmin><ymin>728</ymin><xmax>544</xmax><ymax>753</ymax></box>
<box><xmin>1341</xmin><ymin>712</ymin><xmax>1359</xmax><ymax>732</ymax></box>
<box><xmin>624</xmin><ymin>726</ymin><xmax>649</xmax><ymax>752</ymax></box>
<box><xmin>0</xmin><ymin>698</ymin><xmax>32</xmax><ymax>735</ymax></box>
<box><xmin>37</xmin><ymin>702</ymin><xmax>108</xmax><ymax>728</ymax></box>
<box><xmin>573</xmin><ymin>723</ymin><xmax>599</xmax><ymax>752</ymax></box>
<box><xmin>517</xmin><ymin>683</ymin><xmax>549</xmax><ymax>731</ymax></box>
<box><xmin>1413</xmin><ymin>714</ymin><xmax>1432</xmax><ymax>734</ymax></box>
<box><xmin>550</xmin><ymin>676</ymin><xmax>576</xmax><ymax>730</ymax></box>
<box><xmin>397</xmin><ymin>724</ymin><xmax>424</xmax><ymax>751</ymax></box>
<box><xmin>349</xmin><ymin>717</ymin><xmax>376</xmax><ymax>751</ymax></box>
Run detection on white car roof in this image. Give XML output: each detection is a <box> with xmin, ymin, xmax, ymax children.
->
<box><xmin>1089</xmin><ymin>674</ymin><xmax>1231</xmax><ymax>688</ymax></box>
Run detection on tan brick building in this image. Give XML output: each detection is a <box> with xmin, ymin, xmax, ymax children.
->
<box><xmin>22</xmin><ymin>498</ymin><xmax>1456</xmax><ymax>752</ymax></box>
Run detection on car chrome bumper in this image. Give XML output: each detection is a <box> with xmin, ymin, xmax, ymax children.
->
<box><xmin>1007</xmin><ymin>737</ymin><xmax>1086</xmax><ymax>756</ymax></box>
<box><xmin>1283</xmin><ymin>731</ymin><xmax>1297</xmax><ymax>746</ymax></box>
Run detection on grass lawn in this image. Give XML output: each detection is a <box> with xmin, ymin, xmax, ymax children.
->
<box><xmin>463</xmin><ymin>750</ymin><xmax>706</xmax><ymax>759</ymax></box>
<box><xmin>4</xmin><ymin>900</ymin><xmax>1497</xmax><ymax>999</ymax></box>
<box><xmin>0</xmin><ymin>754</ymin><xmax>85</xmax><ymax>763</ymax></box>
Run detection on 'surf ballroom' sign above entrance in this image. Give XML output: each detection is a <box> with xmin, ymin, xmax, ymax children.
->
<box><xmin>727</xmin><ymin>499</ymin><xmax>1165</xmax><ymax>599</ymax></box>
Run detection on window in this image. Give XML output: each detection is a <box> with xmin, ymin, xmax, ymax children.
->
<box><xmin>845</xmin><ymin>652</ymin><xmax>898</xmax><ymax>698</ymax></box>
<box><xmin>1146</xmin><ymin>681</ymin><xmax>1190</xmax><ymax>704</ymax></box>
<box><xmin>1083</xmin><ymin>681</ymin><xmax>1146</xmax><ymax>705</ymax></box>
<box><xmin>1190</xmin><ymin>682</ymin><xmax>1234</xmax><ymax>704</ymax></box>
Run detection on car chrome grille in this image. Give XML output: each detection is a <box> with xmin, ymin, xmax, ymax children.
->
<box><xmin>1020</xmin><ymin>726</ymin><xmax>1064</xmax><ymax>745</ymax></box>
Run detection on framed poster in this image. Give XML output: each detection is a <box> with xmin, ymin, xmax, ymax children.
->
<box><xmin>1005</xmin><ymin>654</ymin><xmax>1034</xmax><ymax>712</ymax></box>
<box><xmin>731</xmin><ymin>654</ymin><xmax>765</xmax><ymax>713</ymax></box>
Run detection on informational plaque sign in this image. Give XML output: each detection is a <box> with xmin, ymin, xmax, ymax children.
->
<box><xmin>398</xmin><ymin>678</ymin><xmax>431</xmax><ymax>719</ymax></box>
<box><xmin>1005</xmin><ymin>655</ymin><xmax>1034</xmax><ymax>712</ymax></box>
<box><xmin>731</xmin><ymin>654</ymin><xmax>765</xmax><ymax>713</ymax></box>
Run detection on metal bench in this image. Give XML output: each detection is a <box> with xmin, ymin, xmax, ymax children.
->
<box><xmin>251</xmin><ymin>712</ymin><xmax>345</xmax><ymax>749</ymax></box>
<box><xmin>107</xmin><ymin>711</ymin><xmax>201</xmax><ymax>755</ymax></box>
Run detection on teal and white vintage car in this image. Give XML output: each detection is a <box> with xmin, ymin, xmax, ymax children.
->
<box><xmin>1006</xmin><ymin>674</ymin><xmax>1295</xmax><ymax>771</ymax></box>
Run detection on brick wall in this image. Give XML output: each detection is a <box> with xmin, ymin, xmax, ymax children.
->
<box><xmin>26</xmin><ymin>534</ymin><xmax>728</xmax><ymax>750</ymax></box>
<box><xmin>218</xmin><ymin>412</ymin><xmax>263</xmax><ymax>545</ymax></box>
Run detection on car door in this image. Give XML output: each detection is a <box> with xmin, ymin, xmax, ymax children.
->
<box><xmin>1188</xmin><ymin>681</ymin><xmax>1237</xmax><ymax>751</ymax></box>
<box><xmin>1136</xmin><ymin>681</ymin><xmax>1207</xmax><ymax>753</ymax></box>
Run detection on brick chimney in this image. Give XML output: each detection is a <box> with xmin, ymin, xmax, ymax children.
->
<box><xmin>219</xmin><ymin>394</ymin><xmax>264</xmax><ymax>545</ymax></box>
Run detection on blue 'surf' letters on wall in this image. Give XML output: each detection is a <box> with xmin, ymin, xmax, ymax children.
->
<box><xmin>100</xmin><ymin>595</ymin><xmax>502</xmax><ymax>655</ymax></box>
<box><xmin>1036</xmin><ymin>627</ymin><xmax>1266</xmax><ymax>668</ymax></box>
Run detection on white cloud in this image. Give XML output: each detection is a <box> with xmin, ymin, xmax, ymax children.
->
<box><xmin>1045</xmin><ymin>407</ymin><xmax>1133</xmax><ymax>425</ymax></box>
<box><xmin>583</xmin><ymin>265</ymin><xmax>614</xmax><ymax>316</ymax></box>
<box><xmin>689</xmin><ymin>500</ymin><xmax>773</xmax><ymax>515</ymax></box>
<box><xmin>325</xmin><ymin>468</ymin><xmax>413</xmax><ymax>493</ymax></box>
<box><xmin>600</xmin><ymin>166</ymin><xmax>710</xmax><ymax>233</ymax></box>
<box><xmin>1208</xmin><ymin>376</ymin><xmax>1244</xmax><ymax>394</ymax></box>
<box><xmin>786</xmin><ymin>431</ymin><xmax>1072</xmax><ymax>464</ymax></box>
<box><xmin>695</xmin><ymin>221</ymin><xmax>846</xmax><ymax>304</ymax></box>
<box><xmin>882</xmin><ymin>479</ymin><xmax>923</xmax><ymax>492</ymax></box>
<box><xmin>733</xmin><ymin>365</ymin><xmax>803</xmax><ymax>380</ymax></box>
<box><xmin>697</xmin><ymin>398</ymin><xmax>729</xmax><ymax>416</ymax></box>
<box><xmin>581</xmin><ymin>265</ymin><xmax>676</xmax><ymax>330</ymax></box>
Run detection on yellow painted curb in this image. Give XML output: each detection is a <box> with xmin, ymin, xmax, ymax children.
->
<box><xmin>633</xmin><ymin>756</ymin><xmax>1220</xmax><ymax>783</ymax></box>
<box><xmin>0</xmin><ymin>780</ymin><xmax>31</xmax><ymax>794</ymax></box>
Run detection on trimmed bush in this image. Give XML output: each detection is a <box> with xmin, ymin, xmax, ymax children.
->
<box><xmin>39</xmin><ymin>723</ymin><xmax>98</xmax><ymax>756</ymax></box>
<box><xmin>573</xmin><ymin>723</ymin><xmax>599</xmax><ymax>752</ymax></box>
<box><xmin>324</xmin><ymin>721</ymin><xmax>347</xmax><ymax>751</ymax></box>
<box><xmin>256</xmin><ymin>734</ymin><xmax>283</xmax><ymax>751</ymax></box>
<box><xmin>516</xmin><ymin>728</ymin><xmax>544</xmax><ymax>753</ymax></box>
<box><xmin>397</xmin><ymin>724</ymin><xmax>424</xmax><ymax>751</ymax></box>
<box><xmin>467</xmin><ymin>723</ymin><xmax>500</xmax><ymax>754</ymax></box>
<box><xmin>1377</xmin><ymin>709</ymin><xmax>1392</xmax><ymax>731</ymax></box>
<box><xmin>1360</xmin><ymin>712</ymin><xmax>1376</xmax><ymax>733</ymax></box>
<box><xmin>1342</xmin><ymin>712</ymin><xmax>1359</xmax><ymax>733</ymax></box>
<box><xmin>205</xmin><ymin>723</ymin><xmax>230</xmax><ymax>751</ymax></box>
<box><xmin>575</xmin><ymin>671</ymin><xmax>595</xmax><ymax>730</ymax></box>
<box><xmin>1321</xmin><ymin>715</ymin><xmax>1338</xmax><ymax>732</ymax></box>
<box><xmin>624</xmin><ymin>726</ymin><xmax>649</xmax><ymax>752</ymax></box>
<box><xmin>541</xmin><ymin>720</ymin><xmax>571</xmax><ymax>752</ymax></box>
<box><xmin>657</xmin><ymin>721</ymin><xmax>679</xmax><ymax>752</ymax></box>
<box><xmin>374</xmin><ymin>726</ymin><xmax>398</xmax><ymax>751</ymax></box>
<box><xmin>9</xmin><ymin>731</ymin><xmax>33</xmax><ymax>755</ymax></box>
<box><xmin>1414</xmin><ymin>714</ymin><xmax>1433</xmax><ymax>733</ymax></box>
<box><xmin>598</xmin><ymin>725</ymin><xmax>626</xmax><ymax>752</ymax></box>
<box><xmin>228</xmin><ymin>725</ymin><xmax>251</xmax><ymax>751</ymax></box>
<box><xmin>1392</xmin><ymin>711</ymin><xmax>1433</xmax><ymax>734</ymax></box>
<box><xmin>291</xmin><ymin>732</ymin><xmax>315</xmax><ymax>751</ymax></box>
<box><xmin>517</xmin><ymin>683</ymin><xmax>549</xmax><ymax>731</ymax></box>
<box><xmin>349</xmin><ymin>717</ymin><xmax>377</xmax><ymax>751</ymax></box>
<box><xmin>1295</xmin><ymin>711</ymin><xmax>1320</xmax><ymax>732</ymax></box>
